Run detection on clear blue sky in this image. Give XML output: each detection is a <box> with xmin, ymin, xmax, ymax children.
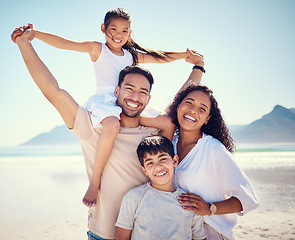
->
<box><xmin>1</xmin><ymin>0</ymin><xmax>294</xmax><ymax>147</ymax></box>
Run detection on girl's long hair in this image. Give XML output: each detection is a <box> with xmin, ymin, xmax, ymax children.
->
<box><xmin>104</xmin><ymin>8</ymin><xmax>174</xmax><ymax>65</ymax></box>
<box><xmin>168</xmin><ymin>84</ymin><xmax>236</xmax><ymax>153</ymax></box>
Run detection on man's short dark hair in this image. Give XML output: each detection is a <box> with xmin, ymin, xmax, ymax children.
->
<box><xmin>136</xmin><ymin>135</ymin><xmax>175</xmax><ymax>167</ymax></box>
<box><xmin>118</xmin><ymin>66</ymin><xmax>154</xmax><ymax>92</ymax></box>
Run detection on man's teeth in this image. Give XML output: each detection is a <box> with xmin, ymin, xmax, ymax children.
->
<box><xmin>127</xmin><ymin>102</ymin><xmax>138</xmax><ymax>108</ymax></box>
<box><xmin>184</xmin><ymin>115</ymin><xmax>196</xmax><ymax>121</ymax></box>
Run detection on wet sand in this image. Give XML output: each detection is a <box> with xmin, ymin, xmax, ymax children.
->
<box><xmin>0</xmin><ymin>156</ymin><xmax>294</xmax><ymax>239</ymax></box>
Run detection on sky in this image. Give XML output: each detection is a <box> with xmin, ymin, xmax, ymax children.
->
<box><xmin>0</xmin><ymin>0</ymin><xmax>294</xmax><ymax>147</ymax></box>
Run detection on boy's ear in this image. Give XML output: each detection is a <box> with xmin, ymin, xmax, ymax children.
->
<box><xmin>173</xmin><ymin>155</ymin><xmax>179</xmax><ymax>167</ymax></box>
<box><xmin>101</xmin><ymin>24</ymin><xmax>106</xmax><ymax>34</ymax></box>
<box><xmin>140</xmin><ymin>166</ymin><xmax>148</xmax><ymax>176</ymax></box>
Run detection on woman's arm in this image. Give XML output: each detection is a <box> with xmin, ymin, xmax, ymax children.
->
<box><xmin>116</xmin><ymin>227</ymin><xmax>132</xmax><ymax>240</ymax></box>
<box><xmin>29</xmin><ymin>24</ymin><xmax>101</xmax><ymax>61</ymax></box>
<box><xmin>177</xmin><ymin>193</ymin><xmax>243</xmax><ymax>216</ymax></box>
<box><xmin>137</xmin><ymin>51</ymin><xmax>187</xmax><ymax>64</ymax></box>
<box><xmin>163</xmin><ymin>49</ymin><xmax>205</xmax><ymax>113</ymax></box>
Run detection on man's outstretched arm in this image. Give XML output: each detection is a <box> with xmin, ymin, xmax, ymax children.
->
<box><xmin>12</xmin><ymin>26</ymin><xmax>78</xmax><ymax>129</ymax></box>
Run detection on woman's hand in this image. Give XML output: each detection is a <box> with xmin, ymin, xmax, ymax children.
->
<box><xmin>177</xmin><ymin>192</ymin><xmax>210</xmax><ymax>216</ymax></box>
<box><xmin>11</xmin><ymin>23</ymin><xmax>35</xmax><ymax>44</ymax></box>
<box><xmin>185</xmin><ymin>49</ymin><xmax>204</xmax><ymax>67</ymax></box>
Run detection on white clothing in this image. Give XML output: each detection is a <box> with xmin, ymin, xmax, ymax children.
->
<box><xmin>84</xmin><ymin>42</ymin><xmax>133</xmax><ymax>128</ymax></box>
<box><xmin>173</xmin><ymin>134</ymin><xmax>259</xmax><ymax>240</ymax></box>
<box><xmin>83</xmin><ymin>42</ymin><xmax>159</xmax><ymax>128</ymax></box>
<box><xmin>116</xmin><ymin>182</ymin><xmax>206</xmax><ymax>240</ymax></box>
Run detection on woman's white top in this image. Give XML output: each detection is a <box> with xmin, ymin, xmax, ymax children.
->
<box><xmin>173</xmin><ymin>133</ymin><xmax>259</xmax><ymax>240</ymax></box>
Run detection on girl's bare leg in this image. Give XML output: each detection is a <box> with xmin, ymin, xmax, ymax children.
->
<box><xmin>82</xmin><ymin>116</ymin><xmax>120</xmax><ymax>207</ymax></box>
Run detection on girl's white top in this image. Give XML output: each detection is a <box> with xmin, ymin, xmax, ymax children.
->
<box><xmin>83</xmin><ymin>42</ymin><xmax>133</xmax><ymax>128</ymax></box>
<box><xmin>84</xmin><ymin>42</ymin><xmax>159</xmax><ymax>128</ymax></box>
<box><xmin>173</xmin><ymin>133</ymin><xmax>259</xmax><ymax>240</ymax></box>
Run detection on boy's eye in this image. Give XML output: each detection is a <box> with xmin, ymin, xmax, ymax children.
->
<box><xmin>146</xmin><ymin>162</ymin><xmax>152</xmax><ymax>166</ymax></box>
<box><xmin>160</xmin><ymin>158</ymin><xmax>167</xmax><ymax>162</ymax></box>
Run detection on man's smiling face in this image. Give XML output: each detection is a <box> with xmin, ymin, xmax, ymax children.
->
<box><xmin>115</xmin><ymin>73</ymin><xmax>151</xmax><ymax>118</ymax></box>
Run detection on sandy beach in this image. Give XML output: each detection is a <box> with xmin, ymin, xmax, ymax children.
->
<box><xmin>234</xmin><ymin>167</ymin><xmax>295</xmax><ymax>239</ymax></box>
<box><xmin>0</xmin><ymin>150</ymin><xmax>294</xmax><ymax>239</ymax></box>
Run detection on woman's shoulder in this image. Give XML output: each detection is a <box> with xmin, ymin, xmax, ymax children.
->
<box><xmin>202</xmin><ymin>134</ymin><xmax>228</xmax><ymax>154</ymax></box>
<box><xmin>202</xmin><ymin>133</ymin><xmax>222</xmax><ymax>146</ymax></box>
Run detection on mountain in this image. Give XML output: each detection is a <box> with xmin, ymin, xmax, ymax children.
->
<box><xmin>231</xmin><ymin>105</ymin><xmax>295</xmax><ymax>143</ymax></box>
<box><xmin>20</xmin><ymin>125</ymin><xmax>79</xmax><ymax>146</ymax></box>
<box><xmin>21</xmin><ymin>105</ymin><xmax>295</xmax><ymax>146</ymax></box>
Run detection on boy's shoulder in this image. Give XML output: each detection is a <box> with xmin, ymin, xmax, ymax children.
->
<box><xmin>124</xmin><ymin>183</ymin><xmax>149</xmax><ymax>199</ymax></box>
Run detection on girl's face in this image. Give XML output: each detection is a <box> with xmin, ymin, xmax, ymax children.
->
<box><xmin>177</xmin><ymin>90</ymin><xmax>211</xmax><ymax>132</ymax></box>
<box><xmin>101</xmin><ymin>18</ymin><xmax>132</xmax><ymax>50</ymax></box>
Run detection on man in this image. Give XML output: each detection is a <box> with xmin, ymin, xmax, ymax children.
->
<box><xmin>12</xmin><ymin>26</ymin><xmax>205</xmax><ymax>240</ymax></box>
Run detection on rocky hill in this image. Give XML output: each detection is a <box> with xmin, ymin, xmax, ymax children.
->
<box><xmin>231</xmin><ymin>105</ymin><xmax>295</xmax><ymax>143</ymax></box>
<box><xmin>21</xmin><ymin>105</ymin><xmax>295</xmax><ymax>146</ymax></box>
<box><xmin>21</xmin><ymin>125</ymin><xmax>79</xmax><ymax>146</ymax></box>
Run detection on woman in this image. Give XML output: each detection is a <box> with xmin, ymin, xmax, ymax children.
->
<box><xmin>168</xmin><ymin>84</ymin><xmax>259</xmax><ymax>240</ymax></box>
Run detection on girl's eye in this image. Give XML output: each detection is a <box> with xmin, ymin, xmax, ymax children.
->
<box><xmin>146</xmin><ymin>162</ymin><xmax>152</xmax><ymax>166</ymax></box>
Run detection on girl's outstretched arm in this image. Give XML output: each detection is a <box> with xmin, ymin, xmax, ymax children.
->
<box><xmin>137</xmin><ymin>51</ymin><xmax>187</xmax><ymax>64</ymax></box>
<box><xmin>140</xmin><ymin>49</ymin><xmax>204</xmax><ymax>137</ymax></box>
<box><xmin>29</xmin><ymin>24</ymin><xmax>102</xmax><ymax>61</ymax></box>
<box><xmin>140</xmin><ymin>115</ymin><xmax>175</xmax><ymax>140</ymax></box>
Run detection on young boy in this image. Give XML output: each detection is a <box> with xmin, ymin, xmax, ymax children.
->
<box><xmin>115</xmin><ymin>135</ymin><xmax>206</xmax><ymax>240</ymax></box>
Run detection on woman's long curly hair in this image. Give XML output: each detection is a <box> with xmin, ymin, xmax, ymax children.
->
<box><xmin>168</xmin><ymin>84</ymin><xmax>236</xmax><ymax>153</ymax></box>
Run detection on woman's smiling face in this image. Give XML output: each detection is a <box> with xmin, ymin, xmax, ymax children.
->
<box><xmin>177</xmin><ymin>90</ymin><xmax>211</xmax><ymax>132</ymax></box>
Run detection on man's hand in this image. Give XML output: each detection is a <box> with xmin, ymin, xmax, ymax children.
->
<box><xmin>11</xmin><ymin>23</ymin><xmax>35</xmax><ymax>44</ymax></box>
<box><xmin>185</xmin><ymin>48</ymin><xmax>204</xmax><ymax>67</ymax></box>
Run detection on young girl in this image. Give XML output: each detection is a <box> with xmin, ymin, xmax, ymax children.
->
<box><xmin>26</xmin><ymin>8</ymin><xmax>188</xmax><ymax>207</ymax></box>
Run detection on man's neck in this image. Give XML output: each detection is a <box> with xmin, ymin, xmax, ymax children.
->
<box><xmin>119</xmin><ymin>114</ymin><xmax>141</xmax><ymax>128</ymax></box>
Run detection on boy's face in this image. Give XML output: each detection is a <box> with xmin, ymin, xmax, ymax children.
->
<box><xmin>141</xmin><ymin>151</ymin><xmax>178</xmax><ymax>192</ymax></box>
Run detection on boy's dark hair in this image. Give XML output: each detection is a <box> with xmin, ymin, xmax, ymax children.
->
<box><xmin>137</xmin><ymin>135</ymin><xmax>175</xmax><ymax>167</ymax></box>
<box><xmin>118</xmin><ymin>66</ymin><xmax>154</xmax><ymax>92</ymax></box>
